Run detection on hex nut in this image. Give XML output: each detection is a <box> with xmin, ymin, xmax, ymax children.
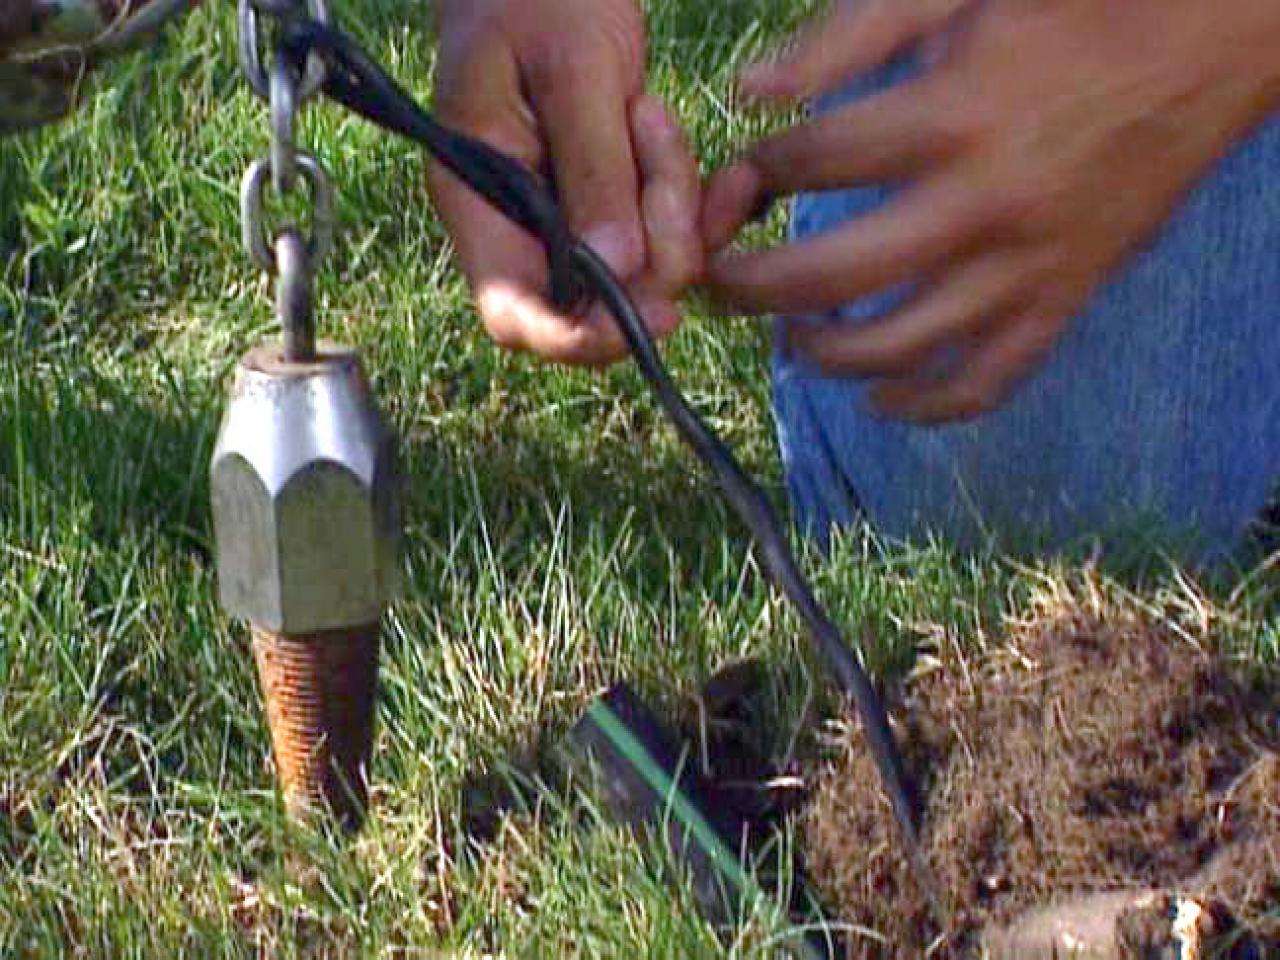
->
<box><xmin>211</xmin><ymin>342</ymin><xmax>399</xmax><ymax>633</ymax></box>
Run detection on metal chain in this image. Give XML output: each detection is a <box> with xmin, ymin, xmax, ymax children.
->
<box><xmin>236</xmin><ymin>0</ymin><xmax>334</xmax><ymax>362</ymax></box>
<box><xmin>238</xmin><ymin>0</ymin><xmax>330</xmax><ymax>102</ymax></box>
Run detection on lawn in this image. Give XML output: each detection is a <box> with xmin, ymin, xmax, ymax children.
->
<box><xmin>1</xmin><ymin>1</ymin><xmax>1276</xmax><ymax>957</ymax></box>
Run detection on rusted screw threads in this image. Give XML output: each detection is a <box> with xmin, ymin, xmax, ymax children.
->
<box><xmin>251</xmin><ymin>623</ymin><xmax>380</xmax><ymax>830</ymax></box>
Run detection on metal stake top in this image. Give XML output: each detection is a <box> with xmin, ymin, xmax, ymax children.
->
<box><xmin>275</xmin><ymin>229</ymin><xmax>315</xmax><ymax>362</ymax></box>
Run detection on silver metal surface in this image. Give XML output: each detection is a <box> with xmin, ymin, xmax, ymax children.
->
<box><xmin>211</xmin><ymin>343</ymin><xmax>400</xmax><ymax>632</ymax></box>
<box><xmin>275</xmin><ymin>229</ymin><xmax>315</xmax><ymax>361</ymax></box>
<box><xmin>269</xmin><ymin>55</ymin><xmax>299</xmax><ymax>193</ymax></box>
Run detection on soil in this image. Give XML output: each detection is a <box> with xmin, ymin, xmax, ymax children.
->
<box><xmin>804</xmin><ymin>592</ymin><xmax>1279</xmax><ymax>958</ymax></box>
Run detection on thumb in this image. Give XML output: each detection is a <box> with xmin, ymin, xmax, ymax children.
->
<box><xmin>738</xmin><ymin>0</ymin><xmax>968</xmax><ymax>103</ymax></box>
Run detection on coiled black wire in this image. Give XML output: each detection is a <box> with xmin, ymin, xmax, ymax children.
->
<box><xmin>283</xmin><ymin>19</ymin><xmax>936</xmax><ymax>902</ymax></box>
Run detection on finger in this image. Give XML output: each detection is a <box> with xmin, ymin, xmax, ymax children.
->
<box><xmin>631</xmin><ymin>95</ymin><xmax>704</xmax><ymax>292</ymax></box>
<box><xmin>427</xmin><ymin>32</ymin><xmax>553</xmax><ymax>333</ymax></box>
<box><xmin>427</xmin><ymin>143</ymin><xmax>543</xmax><ymax>295</ymax></box>
<box><xmin>595</xmin><ymin>286</ymin><xmax>684</xmax><ymax>345</ymax></box>
<box><xmin>709</xmin><ymin>171</ymin><xmax>984</xmax><ymax>315</ymax></box>
<box><xmin>738</xmin><ymin>0</ymin><xmax>967</xmax><ymax>103</ymax></box>
<box><xmin>871</xmin><ymin>308</ymin><xmax>1067</xmax><ymax>423</ymax></box>
<box><xmin>789</xmin><ymin>250</ymin><xmax>1039</xmax><ymax>377</ymax></box>
<box><xmin>748</xmin><ymin>80</ymin><xmax>949</xmax><ymax>195</ymax></box>
<box><xmin>701</xmin><ymin>161</ymin><xmax>766</xmax><ymax>254</ymax></box>
<box><xmin>526</xmin><ymin>46</ymin><xmax>646</xmax><ymax>279</ymax></box>
<box><xmin>431</xmin><ymin>157</ymin><xmax>642</xmax><ymax>365</ymax></box>
<box><xmin>477</xmin><ymin>280</ymin><xmax>638</xmax><ymax>366</ymax></box>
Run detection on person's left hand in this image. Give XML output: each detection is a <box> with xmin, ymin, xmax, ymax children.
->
<box><xmin>703</xmin><ymin>0</ymin><xmax>1280</xmax><ymax>423</ymax></box>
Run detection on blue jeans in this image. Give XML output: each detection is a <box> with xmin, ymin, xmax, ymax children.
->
<box><xmin>775</xmin><ymin>65</ymin><xmax>1280</xmax><ymax>564</ymax></box>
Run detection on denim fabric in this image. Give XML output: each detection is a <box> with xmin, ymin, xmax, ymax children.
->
<box><xmin>774</xmin><ymin>59</ymin><xmax>1280</xmax><ymax>562</ymax></box>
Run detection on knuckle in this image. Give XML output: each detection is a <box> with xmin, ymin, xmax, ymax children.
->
<box><xmin>923</xmin><ymin>77</ymin><xmax>999</xmax><ymax>157</ymax></box>
<box><xmin>433</xmin><ymin>22</ymin><xmax>505</xmax><ymax>118</ymax></box>
<box><xmin>903</xmin><ymin>0</ymin><xmax>966</xmax><ymax>36</ymax></box>
<box><xmin>937</xmin><ymin>100</ymin><xmax>987</xmax><ymax>156</ymax></box>
<box><xmin>652</xmin><ymin>250</ymin><xmax>699</xmax><ymax>293</ymax></box>
<box><xmin>984</xmin><ymin>177</ymin><xmax>1044</xmax><ymax>236</ymax></box>
<box><xmin>981</xmin><ymin>165</ymin><xmax>1072</xmax><ymax>240</ymax></box>
<box><xmin>1016</xmin><ymin>248</ymin><xmax>1060</xmax><ymax>290</ymax></box>
<box><xmin>524</xmin><ymin>42</ymin><xmax>585</xmax><ymax>91</ymax></box>
<box><xmin>847</xmin><ymin>324</ymin><xmax>931</xmax><ymax>373</ymax></box>
<box><xmin>891</xmin><ymin>5</ymin><xmax>929</xmax><ymax>39</ymax></box>
<box><xmin>587</xmin><ymin>221</ymin><xmax>646</xmax><ymax>278</ymax></box>
<box><xmin>525</xmin><ymin>21</ymin><xmax>642</xmax><ymax>94</ymax></box>
<box><xmin>855</xmin><ymin>0</ymin><xmax>901</xmax><ymax>35</ymax></box>
<box><xmin>817</xmin><ymin>339</ymin><xmax>876</xmax><ymax>376</ymax></box>
<box><xmin>865</xmin><ymin>345</ymin><xmax>917</xmax><ymax>377</ymax></box>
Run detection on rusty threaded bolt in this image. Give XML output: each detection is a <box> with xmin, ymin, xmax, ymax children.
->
<box><xmin>251</xmin><ymin>624</ymin><xmax>380</xmax><ymax>830</ymax></box>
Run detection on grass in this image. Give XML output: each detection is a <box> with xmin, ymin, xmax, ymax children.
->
<box><xmin>1</xmin><ymin>1</ymin><xmax>1276</xmax><ymax>956</ymax></box>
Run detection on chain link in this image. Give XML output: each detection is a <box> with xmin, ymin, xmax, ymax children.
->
<box><xmin>237</xmin><ymin>0</ymin><xmax>330</xmax><ymax>102</ymax></box>
<box><xmin>236</xmin><ymin>0</ymin><xmax>335</xmax><ymax>357</ymax></box>
<box><xmin>241</xmin><ymin>153</ymin><xmax>335</xmax><ymax>273</ymax></box>
<box><xmin>269</xmin><ymin>56</ymin><xmax>300</xmax><ymax>193</ymax></box>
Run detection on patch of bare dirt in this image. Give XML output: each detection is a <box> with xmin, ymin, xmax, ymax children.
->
<box><xmin>804</xmin><ymin>587</ymin><xmax>1279</xmax><ymax>958</ymax></box>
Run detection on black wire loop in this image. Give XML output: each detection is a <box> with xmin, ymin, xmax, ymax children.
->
<box><xmin>278</xmin><ymin>17</ymin><xmax>938</xmax><ymax>909</ymax></box>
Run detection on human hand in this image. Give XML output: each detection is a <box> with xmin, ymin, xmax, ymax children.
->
<box><xmin>428</xmin><ymin>0</ymin><xmax>702</xmax><ymax>366</ymax></box>
<box><xmin>704</xmin><ymin>0</ymin><xmax>1280</xmax><ymax>422</ymax></box>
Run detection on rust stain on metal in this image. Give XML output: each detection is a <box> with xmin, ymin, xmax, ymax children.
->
<box><xmin>251</xmin><ymin>623</ymin><xmax>380</xmax><ymax>831</ymax></box>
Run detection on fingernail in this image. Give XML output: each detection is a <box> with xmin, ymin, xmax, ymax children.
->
<box><xmin>581</xmin><ymin>223</ymin><xmax>640</xmax><ymax>277</ymax></box>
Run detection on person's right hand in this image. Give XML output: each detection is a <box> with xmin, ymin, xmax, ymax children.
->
<box><xmin>428</xmin><ymin>0</ymin><xmax>703</xmax><ymax>366</ymax></box>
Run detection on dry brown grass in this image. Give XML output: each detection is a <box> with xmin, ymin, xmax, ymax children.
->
<box><xmin>803</xmin><ymin>571</ymin><xmax>1279</xmax><ymax>958</ymax></box>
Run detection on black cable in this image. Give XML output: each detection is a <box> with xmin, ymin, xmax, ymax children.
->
<box><xmin>577</xmin><ymin>242</ymin><xmax>936</xmax><ymax>903</ymax></box>
<box><xmin>283</xmin><ymin>23</ymin><xmax>586</xmax><ymax>308</ymax></box>
<box><xmin>283</xmin><ymin>19</ymin><xmax>937</xmax><ymax>901</ymax></box>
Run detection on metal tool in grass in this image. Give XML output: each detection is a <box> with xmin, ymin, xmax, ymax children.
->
<box><xmin>0</xmin><ymin>0</ymin><xmax>198</xmax><ymax>134</ymax></box>
<box><xmin>218</xmin><ymin>0</ymin><xmax>936</xmax><ymax>902</ymax></box>
<box><xmin>210</xmin><ymin>0</ymin><xmax>398</xmax><ymax>831</ymax></box>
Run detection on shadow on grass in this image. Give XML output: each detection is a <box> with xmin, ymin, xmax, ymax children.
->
<box><xmin>0</xmin><ymin>361</ymin><xmax>764</xmax><ymax>594</ymax></box>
